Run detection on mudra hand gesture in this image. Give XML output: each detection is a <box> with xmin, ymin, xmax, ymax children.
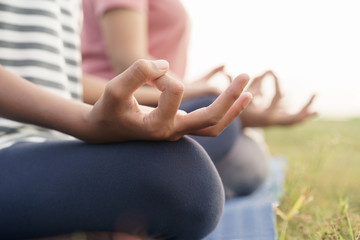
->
<box><xmin>83</xmin><ymin>60</ymin><xmax>253</xmax><ymax>143</ymax></box>
<box><xmin>241</xmin><ymin>70</ymin><xmax>317</xmax><ymax>127</ymax></box>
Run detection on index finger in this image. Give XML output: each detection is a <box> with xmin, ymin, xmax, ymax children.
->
<box><xmin>176</xmin><ymin>74</ymin><xmax>250</xmax><ymax>131</ymax></box>
<box><xmin>151</xmin><ymin>74</ymin><xmax>184</xmax><ymax>121</ymax></box>
<box><xmin>189</xmin><ymin>92</ymin><xmax>252</xmax><ymax>136</ymax></box>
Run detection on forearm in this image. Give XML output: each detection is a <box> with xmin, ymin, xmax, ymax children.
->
<box><xmin>109</xmin><ymin>51</ymin><xmax>155</xmax><ymax>76</ymax></box>
<box><xmin>0</xmin><ymin>65</ymin><xmax>91</xmax><ymax>139</ymax></box>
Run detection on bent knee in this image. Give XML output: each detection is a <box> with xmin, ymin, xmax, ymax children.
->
<box><xmin>215</xmin><ymin>135</ymin><xmax>269</xmax><ymax>198</ymax></box>
<box><xmin>226</xmin><ymin>164</ymin><xmax>268</xmax><ymax>196</ymax></box>
<box><xmin>146</xmin><ymin>137</ymin><xmax>225</xmax><ymax>239</ymax></box>
<box><xmin>106</xmin><ymin>137</ymin><xmax>225</xmax><ymax>239</ymax></box>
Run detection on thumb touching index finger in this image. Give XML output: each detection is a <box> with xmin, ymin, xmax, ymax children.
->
<box><xmin>109</xmin><ymin>59</ymin><xmax>169</xmax><ymax>99</ymax></box>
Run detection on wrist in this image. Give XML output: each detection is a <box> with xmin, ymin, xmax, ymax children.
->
<box><xmin>68</xmin><ymin>103</ymin><xmax>95</xmax><ymax>142</ymax></box>
<box><xmin>48</xmin><ymin>99</ymin><xmax>94</xmax><ymax>142</ymax></box>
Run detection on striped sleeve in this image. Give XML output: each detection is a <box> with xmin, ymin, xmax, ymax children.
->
<box><xmin>0</xmin><ymin>0</ymin><xmax>82</xmax><ymax>100</ymax></box>
<box><xmin>0</xmin><ymin>0</ymin><xmax>82</xmax><ymax>148</ymax></box>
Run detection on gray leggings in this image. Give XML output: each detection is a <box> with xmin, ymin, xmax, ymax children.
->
<box><xmin>0</xmin><ymin>138</ymin><xmax>224</xmax><ymax>240</ymax></box>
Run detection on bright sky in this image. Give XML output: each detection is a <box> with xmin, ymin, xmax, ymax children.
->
<box><xmin>182</xmin><ymin>0</ymin><xmax>360</xmax><ymax>119</ymax></box>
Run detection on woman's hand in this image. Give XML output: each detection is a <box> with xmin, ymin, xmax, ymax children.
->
<box><xmin>241</xmin><ymin>70</ymin><xmax>317</xmax><ymax>127</ymax></box>
<box><xmin>80</xmin><ymin>60</ymin><xmax>252</xmax><ymax>143</ymax></box>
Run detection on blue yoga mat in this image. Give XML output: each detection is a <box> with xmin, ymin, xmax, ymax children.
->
<box><xmin>203</xmin><ymin>156</ymin><xmax>287</xmax><ymax>240</ymax></box>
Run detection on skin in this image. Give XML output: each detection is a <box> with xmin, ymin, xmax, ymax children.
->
<box><xmin>2</xmin><ymin>59</ymin><xmax>252</xmax><ymax>240</ymax></box>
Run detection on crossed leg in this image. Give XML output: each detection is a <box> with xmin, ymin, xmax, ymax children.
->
<box><xmin>0</xmin><ymin>137</ymin><xmax>224</xmax><ymax>240</ymax></box>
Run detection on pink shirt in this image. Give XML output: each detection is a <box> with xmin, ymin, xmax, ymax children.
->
<box><xmin>81</xmin><ymin>0</ymin><xmax>190</xmax><ymax>80</ymax></box>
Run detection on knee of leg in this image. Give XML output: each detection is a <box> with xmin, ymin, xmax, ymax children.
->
<box><xmin>88</xmin><ymin>138</ymin><xmax>223</xmax><ymax>239</ymax></box>
<box><xmin>154</xmin><ymin>137</ymin><xmax>225</xmax><ymax>239</ymax></box>
<box><xmin>216</xmin><ymin>135</ymin><xmax>269</xmax><ymax>198</ymax></box>
<box><xmin>232</xmin><ymin>161</ymin><xmax>268</xmax><ymax>196</ymax></box>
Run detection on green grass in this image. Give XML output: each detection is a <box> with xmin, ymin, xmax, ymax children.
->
<box><xmin>264</xmin><ymin>118</ymin><xmax>360</xmax><ymax>239</ymax></box>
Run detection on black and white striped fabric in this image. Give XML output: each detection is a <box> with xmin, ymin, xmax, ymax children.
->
<box><xmin>0</xmin><ymin>0</ymin><xmax>82</xmax><ymax>149</ymax></box>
